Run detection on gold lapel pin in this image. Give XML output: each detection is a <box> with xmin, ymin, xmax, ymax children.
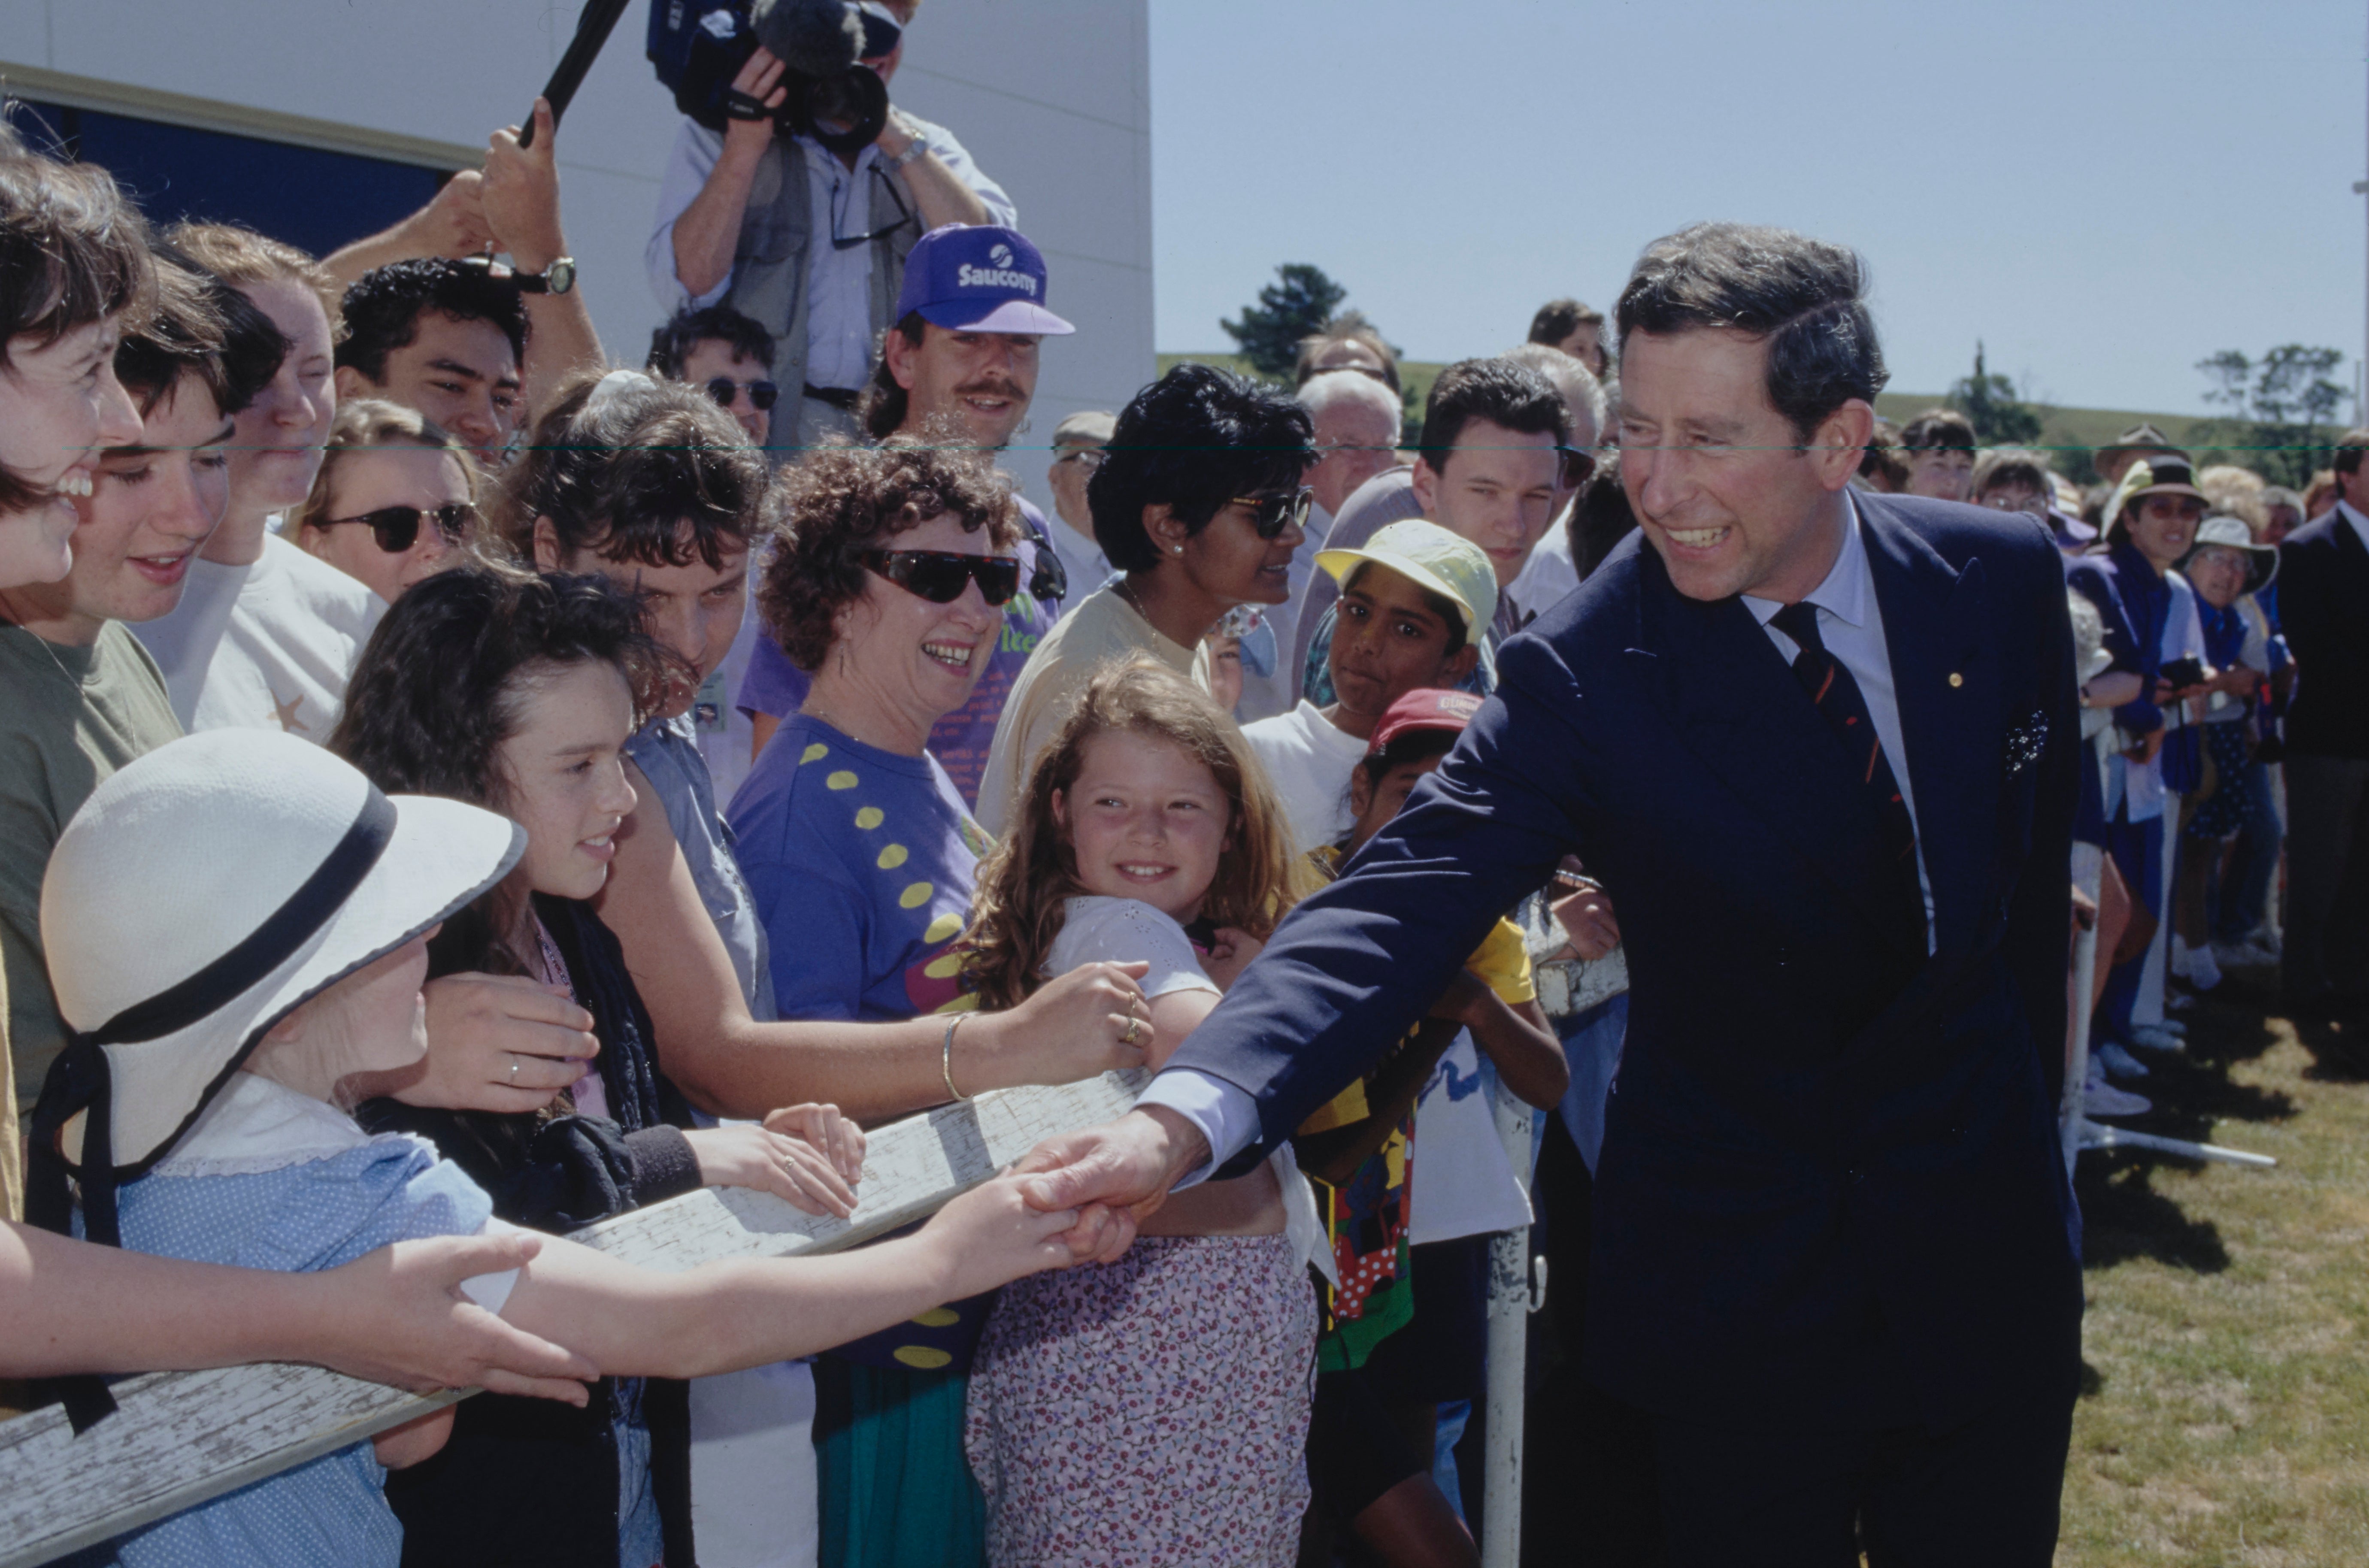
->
<box><xmin>1948</xmin><ymin>672</ymin><xmax>1964</xmax><ymax>688</ymax></box>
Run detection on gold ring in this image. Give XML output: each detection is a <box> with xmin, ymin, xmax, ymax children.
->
<box><xmin>507</xmin><ymin>1058</ymin><xmax>520</xmax><ymax>1084</ymax></box>
<box><xmin>1122</xmin><ymin>1016</ymin><xmax>1141</xmax><ymax>1046</ymax></box>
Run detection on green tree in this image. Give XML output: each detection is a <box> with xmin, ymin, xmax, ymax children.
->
<box><xmin>2192</xmin><ymin>344</ymin><xmax>2348</xmax><ymax>486</ymax></box>
<box><xmin>1948</xmin><ymin>342</ymin><xmax>2043</xmax><ymax>445</ymax></box>
<box><xmin>1219</xmin><ymin>263</ymin><xmax>1349</xmax><ymax>381</ymax></box>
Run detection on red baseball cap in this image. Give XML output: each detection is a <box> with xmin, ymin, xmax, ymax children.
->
<box><xmin>1366</xmin><ymin>688</ymin><xmax>1482</xmax><ymax>760</ymax></box>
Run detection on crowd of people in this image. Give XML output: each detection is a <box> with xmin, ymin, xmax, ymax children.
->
<box><xmin>1</xmin><ymin>4</ymin><xmax>2365</xmax><ymax>1567</ymax></box>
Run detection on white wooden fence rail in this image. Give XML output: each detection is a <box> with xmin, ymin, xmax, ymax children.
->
<box><xmin>0</xmin><ymin>1069</ymin><xmax>1148</xmax><ymax>1568</ymax></box>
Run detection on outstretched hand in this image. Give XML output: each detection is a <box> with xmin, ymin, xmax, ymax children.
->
<box><xmin>314</xmin><ymin>1231</ymin><xmax>596</xmax><ymax>1405</ymax></box>
<box><xmin>1010</xmin><ymin>1106</ymin><xmax>1210</xmax><ymax>1265</ymax></box>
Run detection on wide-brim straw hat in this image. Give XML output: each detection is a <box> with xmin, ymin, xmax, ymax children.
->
<box><xmin>2181</xmin><ymin>514</ymin><xmax>2278</xmax><ymax>596</ymax></box>
<box><xmin>30</xmin><ymin>730</ymin><xmax>522</xmax><ymax>1222</ymax></box>
<box><xmin>2103</xmin><ymin>452</ymin><xmax>2208</xmax><ymax>545</ymax></box>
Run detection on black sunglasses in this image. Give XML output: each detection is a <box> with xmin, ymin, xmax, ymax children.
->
<box><xmin>832</xmin><ymin>166</ymin><xmax>917</xmax><ymax>251</ymax></box>
<box><xmin>1229</xmin><ymin>487</ymin><xmax>1315</xmax><ymax>541</ymax></box>
<box><xmin>862</xmin><ymin>549</ymin><xmax>1021</xmax><ymax>606</ymax></box>
<box><xmin>313</xmin><ymin>502</ymin><xmax>474</xmax><ymax>554</ymax></box>
<box><xmin>1558</xmin><ymin>445</ymin><xmax>1598</xmax><ymax>489</ymax></box>
<box><xmin>706</xmin><ymin>377</ymin><xmax>780</xmax><ymax>412</ymax></box>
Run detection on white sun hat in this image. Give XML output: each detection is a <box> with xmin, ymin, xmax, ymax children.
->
<box><xmin>27</xmin><ymin>729</ymin><xmax>523</xmax><ymax>1247</ymax></box>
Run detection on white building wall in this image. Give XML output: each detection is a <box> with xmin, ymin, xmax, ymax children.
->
<box><xmin>0</xmin><ymin>0</ymin><xmax>1153</xmax><ymax>517</ymax></box>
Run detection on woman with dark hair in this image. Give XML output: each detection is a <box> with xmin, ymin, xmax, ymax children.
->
<box><xmin>728</xmin><ymin>441</ymin><xmax>1151</xmax><ymax>1568</ymax></box>
<box><xmin>332</xmin><ymin>566</ymin><xmax>865</xmax><ymax>1568</ymax></box>
<box><xmin>976</xmin><ymin>362</ymin><xmax>1315</xmax><ymax>833</ymax></box>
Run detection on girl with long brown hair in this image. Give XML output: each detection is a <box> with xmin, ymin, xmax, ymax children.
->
<box><xmin>961</xmin><ymin>654</ymin><xmax>1327</xmax><ymax>1566</ymax></box>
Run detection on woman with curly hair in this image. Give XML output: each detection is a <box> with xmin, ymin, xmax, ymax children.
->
<box><xmin>729</xmin><ymin>441</ymin><xmax>1153</xmax><ymax>1568</ymax></box>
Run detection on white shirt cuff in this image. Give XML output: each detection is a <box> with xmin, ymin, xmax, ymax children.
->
<box><xmin>1135</xmin><ymin>1069</ymin><xmax>1260</xmax><ymax>1190</ymax></box>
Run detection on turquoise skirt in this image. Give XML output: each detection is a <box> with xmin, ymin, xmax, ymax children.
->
<box><xmin>814</xmin><ymin>1359</ymin><xmax>986</xmax><ymax>1568</ymax></box>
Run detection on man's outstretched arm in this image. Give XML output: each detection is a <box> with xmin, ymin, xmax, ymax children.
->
<box><xmin>1017</xmin><ymin>634</ymin><xmax>1598</xmax><ymax>1237</ymax></box>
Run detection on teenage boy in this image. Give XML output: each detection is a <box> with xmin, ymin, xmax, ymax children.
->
<box><xmin>0</xmin><ymin>257</ymin><xmax>264</xmax><ymax>1107</ymax></box>
<box><xmin>649</xmin><ymin>304</ymin><xmax>780</xmax><ymax>449</ymax></box>
<box><xmin>739</xmin><ymin>223</ymin><xmax>1075</xmax><ymax>805</ymax></box>
<box><xmin>1244</xmin><ymin>520</ymin><xmax>1493</xmax><ymax>855</ymax></box>
<box><xmin>1297</xmin><ymin>357</ymin><xmax>1570</xmax><ymax>699</ymax></box>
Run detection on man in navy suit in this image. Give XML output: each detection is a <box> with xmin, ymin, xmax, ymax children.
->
<box><xmin>1020</xmin><ymin>223</ymin><xmax>2083</xmax><ymax>1564</ymax></box>
<box><xmin>2277</xmin><ymin>430</ymin><xmax>2369</xmax><ymax>1020</ymax></box>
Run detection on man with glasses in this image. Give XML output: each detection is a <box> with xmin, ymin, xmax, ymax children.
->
<box><xmin>648</xmin><ymin>304</ymin><xmax>781</xmax><ymax>449</ymax></box>
<box><xmin>1043</xmin><ymin>410</ymin><xmax>1117</xmax><ymax>599</ymax></box>
<box><xmin>647</xmin><ymin>0</ymin><xmax>1015</xmax><ymax>455</ymax></box>
<box><xmin>739</xmin><ymin>222</ymin><xmax>1074</xmax><ymax>808</ymax></box>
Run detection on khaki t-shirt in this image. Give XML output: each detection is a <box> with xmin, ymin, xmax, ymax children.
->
<box><xmin>975</xmin><ymin>584</ymin><xmax>1213</xmax><ymax>836</ymax></box>
<box><xmin>0</xmin><ymin>622</ymin><xmax>182</xmax><ymax>1117</ymax></box>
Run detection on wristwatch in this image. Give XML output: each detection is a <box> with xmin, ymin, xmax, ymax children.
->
<box><xmin>882</xmin><ymin>138</ymin><xmax>930</xmax><ymax>173</ymax></box>
<box><xmin>515</xmin><ymin>257</ymin><xmax>576</xmax><ymax>297</ymax></box>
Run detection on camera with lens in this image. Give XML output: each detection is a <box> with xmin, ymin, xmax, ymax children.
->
<box><xmin>650</xmin><ymin>0</ymin><xmax>899</xmax><ymax>155</ymax></box>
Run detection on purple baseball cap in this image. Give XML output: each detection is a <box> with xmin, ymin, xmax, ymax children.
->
<box><xmin>895</xmin><ymin>224</ymin><xmax>1075</xmax><ymax>336</ymax></box>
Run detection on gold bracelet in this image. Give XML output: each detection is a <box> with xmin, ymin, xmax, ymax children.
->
<box><xmin>942</xmin><ymin>1013</ymin><xmax>970</xmax><ymax>1102</ymax></box>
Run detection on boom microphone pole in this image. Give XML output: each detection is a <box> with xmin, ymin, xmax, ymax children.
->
<box><xmin>520</xmin><ymin>0</ymin><xmax>633</xmax><ymax>148</ymax></box>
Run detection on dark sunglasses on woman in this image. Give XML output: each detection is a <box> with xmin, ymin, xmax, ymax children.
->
<box><xmin>312</xmin><ymin>502</ymin><xmax>475</xmax><ymax>554</ymax></box>
<box><xmin>1229</xmin><ymin>486</ymin><xmax>1315</xmax><ymax>541</ymax></box>
<box><xmin>861</xmin><ymin>549</ymin><xmax>1022</xmax><ymax>606</ymax></box>
<box><xmin>707</xmin><ymin>377</ymin><xmax>780</xmax><ymax>412</ymax></box>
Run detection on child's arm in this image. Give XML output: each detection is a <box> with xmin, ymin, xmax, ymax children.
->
<box><xmin>1435</xmin><ymin>970</ymin><xmax>1570</xmax><ymax>1111</ymax></box>
<box><xmin>490</xmin><ymin>1173</ymin><xmax>1093</xmax><ymax>1379</ymax></box>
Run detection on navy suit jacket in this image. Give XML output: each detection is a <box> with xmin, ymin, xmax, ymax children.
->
<box><xmin>2279</xmin><ymin>510</ymin><xmax>2369</xmax><ymax>760</ymax></box>
<box><xmin>1170</xmin><ymin>493</ymin><xmax>2083</xmax><ymax>1429</ymax></box>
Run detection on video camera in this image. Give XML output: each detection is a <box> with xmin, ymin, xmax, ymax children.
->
<box><xmin>649</xmin><ymin>0</ymin><xmax>899</xmax><ymax>155</ymax></box>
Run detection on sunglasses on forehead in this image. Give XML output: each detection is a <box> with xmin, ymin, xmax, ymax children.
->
<box><xmin>1229</xmin><ymin>487</ymin><xmax>1315</xmax><ymax>540</ymax></box>
<box><xmin>1558</xmin><ymin>445</ymin><xmax>1598</xmax><ymax>489</ymax></box>
<box><xmin>862</xmin><ymin>549</ymin><xmax>1022</xmax><ymax>606</ymax></box>
<box><xmin>312</xmin><ymin>502</ymin><xmax>475</xmax><ymax>554</ymax></box>
<box><xmin>706</xmin><ymin>376</ymin><xmax>780</xmax><ymax>412</ymax></box>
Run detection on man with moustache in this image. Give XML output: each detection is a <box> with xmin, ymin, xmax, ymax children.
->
<box><xmin>737</xmin><ymin>222</ymin><xmax>1073</xmax><ymax>804</ymax></box>
<box><xmin>1016</xmin><ymin>223</ymin><xmax>2084</xmax><ymax>1565</ymax></box>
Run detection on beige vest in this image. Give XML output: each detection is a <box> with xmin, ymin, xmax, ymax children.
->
<box><xmin>721</xmin><ymin>137</ymin><xmax>921</xmax><ymax>405</ymax></box>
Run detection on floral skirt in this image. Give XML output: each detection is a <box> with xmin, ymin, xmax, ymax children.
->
<box><xmin>963</xmin><ymin>1233</ymin><xmax>1318</xmax><ymax>1567</ymax></box>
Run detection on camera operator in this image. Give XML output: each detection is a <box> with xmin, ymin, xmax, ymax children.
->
<box><xmin>646</xmin><ymin>0</ymin><xmax>1015</xmax><ymax>455</ymax></box>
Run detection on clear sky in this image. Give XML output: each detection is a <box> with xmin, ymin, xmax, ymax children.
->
<box><xmin>1148</xmin><ymin>0</ymin><xmax>2367</xmax><ymax>415</ymax></box>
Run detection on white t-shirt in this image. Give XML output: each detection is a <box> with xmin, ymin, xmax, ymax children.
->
<box><xmin>1242</xmin><ymin>700</ymin><xmax>1368</xmax><ymax>857</ymax></box>
<box><xmin>1046</xmin><ymin>895</ymin><xmax>1334</xmax><ymax>1283</ymax></box>
<box><xmin>1408</xmin><ymin>1035</ymin><xmax>1533</xmax><ymax>1244</ymax></box>
<box><xmin>1507</xmin><ymin>504</ymin><xmax>1579</xmax><ymax>630</ymax></box>
<box><xmin>132</xmin><ymin>533</ymin><xmax>385</xmax><ymax>744</ymax></box>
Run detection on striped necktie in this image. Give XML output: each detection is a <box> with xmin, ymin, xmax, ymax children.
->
<box><xmin>1770</xmin><ymin>600</ymin><xmax>1925</xmax><ymax>947</ymax></box>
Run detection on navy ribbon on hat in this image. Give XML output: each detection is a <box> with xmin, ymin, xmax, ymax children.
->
<box><xmin>25</xmin><ymin>786</ymin><xmax>397</xmax><ymax>1433</ymax></box>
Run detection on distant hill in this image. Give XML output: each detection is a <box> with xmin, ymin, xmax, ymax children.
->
<box><xmin>1156</xmin><ymin>352</ymin><xmax>2222</xmax><ymax>477</ymax></box>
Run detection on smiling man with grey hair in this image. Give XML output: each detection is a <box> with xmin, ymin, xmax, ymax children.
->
<box><xmin>1015</xmin><ymin>220</ymin><xmax>2084</xmax><ymax>1567</ymax></box>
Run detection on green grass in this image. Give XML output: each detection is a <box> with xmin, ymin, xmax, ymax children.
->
<box><xmin>2059</xmin><ymin>969</ymin><xmax>2369</xmax><ymax>1564</ymax></box>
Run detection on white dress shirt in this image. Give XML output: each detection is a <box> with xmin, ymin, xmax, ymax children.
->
<box><xmin>1139</xmin><ymin>496</ymin><xmax>1945</xmax><ymax>1179</ymax></box>
<box><xmin>1741</xmin><ymin>496</ymin><xmax>1936</xmax><ymax>953</ymax></box>
<box><xmin>2337</xmin><ymin>496</ymin><xmax>2369</xmax><ymax>552</ymax></box>
<box><xmin>644</xmin><ymin>118</ymin><xmax>1017</xmax><ymax>389</ymax></box>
